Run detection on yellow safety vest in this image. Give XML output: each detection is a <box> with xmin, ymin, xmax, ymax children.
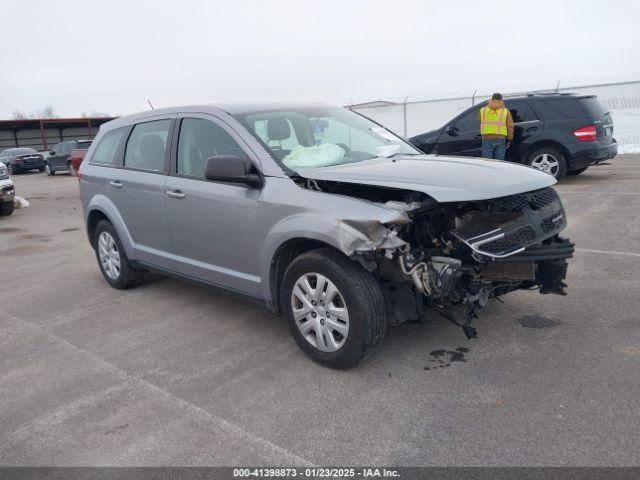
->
<box><xmin>480</xmin><ymin>106</ymin><xmax>508</xmax><ymax>136</ymax></box>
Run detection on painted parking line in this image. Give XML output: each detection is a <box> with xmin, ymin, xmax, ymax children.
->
<box><xmin>558</xmin><ymin>191</ymin><xmax>640</xmax><ymax>195</ymax></box>
<box><xmin>576</xmin><ymin>248</ymin><xmax>640</xmax><ymax>259</ymax></box>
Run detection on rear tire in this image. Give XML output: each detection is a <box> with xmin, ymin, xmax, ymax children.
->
<box><xmin>0</xmin><ymin>201</ymin><xmax>14</xmax><ymax>216</ymax></box>
<box><xmin>94</xmin><ymin>220</ymin><xmax>146</xmax><ymax>289</ymax></box>
<box><xmin>45</xmin><ymin>163</ymin><xmax>55</xmax><ymax>176</ymax></box>
<box><xmin>280</xmin><ymin>247</ymin><xmax>386</xmax><ymax>369</ymax></box>
<box><xmin>567</xmin><ymin>167</ymin><xmax>588</xmax><ymax>175</ymax></box>
<box><xmin>526</xmin><ymin>147</ymin><xmax>567</xmax><ymax>180</ymax></box>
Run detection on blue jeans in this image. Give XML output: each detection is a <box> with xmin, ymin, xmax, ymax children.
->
<box><xmin>481</xmin><ymin>138</ymin><xmax>506</xmax><ymax>160</ymax></box>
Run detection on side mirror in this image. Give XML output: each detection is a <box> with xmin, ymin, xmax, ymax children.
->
<box><xmin>204</xmin><ymin>155</ymin><xmax>262</xmax><ymax>188</ymax></box>
<box><xmin>445</xmin><ymin>125</ymin><xmax>458</xmax><ymax>136</ymax></box>
<box><xmin>49</xmin><ymin>151</ymin><xmax>55</xmax><ymax>155</ymax></box>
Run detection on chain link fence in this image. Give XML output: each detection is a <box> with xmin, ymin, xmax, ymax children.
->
<box><xmin>350</xmin><ymin>79</ymin><xmax>640</xmax><ymax>151</ymax></box>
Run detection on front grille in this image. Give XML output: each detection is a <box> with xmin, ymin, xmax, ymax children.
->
<box><xmin>531</xmin><ymin>188</ymin><xmax>559</xmax><ymax>208</ymax></box>
<box><xmin>452</xmin><ymin>187</ymin><xmax>566</xmax><ymax>258</ymax></box>
<box><xmin>489</xmin><ymin>195</ymin><xmax>530</xmax><ymax>211</ymax></box>
<box><xmin>489</xmin><ymin>187</ymin><xmax>559</xmax><ymax>212</ymax></box>
<box><xmin>480</xmin><ymin>226</ymin><xmax>537</xmax><ymax>255</ymax></box>
<box><xmin>541</xmin><ymin>212</ymin><xmax>564</xmax><ymax>234</ymax></box>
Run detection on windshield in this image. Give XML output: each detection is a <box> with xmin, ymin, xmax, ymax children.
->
<box><xmin>233</xmin><ymin>107</ymin><xmax>421</xmax><ymax>172</ymax></box>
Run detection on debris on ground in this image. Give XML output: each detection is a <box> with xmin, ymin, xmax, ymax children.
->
<box><xmin>14</xmin><ymin>197</ymin><xmax>30</xmax><ymax>209</ymax></box>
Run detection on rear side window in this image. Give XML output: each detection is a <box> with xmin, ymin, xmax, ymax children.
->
<box><xmin>124</xmin><ymin>119</ymin><xmax>171</xmax><ymax>172</ymax></box>
<box><xmin>578</xmin><ymin>97</ymin><xmax>609</xmax><ymax>119</ymax></box>
<box><xmin>531</xmin><ymin>98</ymin><xmax>585</xmax><ymax>120</ymax></box>
<box><xmin>506</xmin><ymin>101</ymin><xmax>538</xmax><ymax>123</ymax></box>
<box><xmin>177</xmin><ymin>118</ymin><xmax>248</xmax><ymax>178</ymax></box>
<box><xmin>91</xmin><ymin>129</ymin><xmax>126</xmax><ymax>165</ymax></box>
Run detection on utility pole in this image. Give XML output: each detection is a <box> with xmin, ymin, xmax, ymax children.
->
<box><xmin>402</xmin><ymin>96</ymin><xmax>409</xmax><ymax>137</ymax></box>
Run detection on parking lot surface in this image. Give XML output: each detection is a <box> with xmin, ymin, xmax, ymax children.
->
<box><xmin>1</xmin><ymin>156</ymin><xmax>639</xmax><ymax>466</ymax></box>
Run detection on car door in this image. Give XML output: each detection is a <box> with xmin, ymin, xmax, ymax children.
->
<box><xmin>60</xmin><ymin>141</ymin><xmax>73</xmax><ymax>169</ymax></box>
<box><xmin>436</xmin><ymin>105</ymin><xmax>483</xmax><ymax>157</ymax></box>
<box><xmin>163</xmin><ymin>114</ymin><xmax>266</xmax><ymax>296</ymax></box>
<box><xmin>505</xmin><ymin>100</ymin><xmax>541</xmax><ymax>162</ymax></box>
<box><xmin>48</xmin><ymin>143</ymin><xmax>63</xmax><ymax>169</ymax></box>
<box><xmin>108</xmin><ymin>116</ymin><xmax>175</xmax><ymax>267</ymax></box>
<box><xmin>50</xmin><ymin>143</ymin><xmax>70</xmax><ymax>170</ymax></box>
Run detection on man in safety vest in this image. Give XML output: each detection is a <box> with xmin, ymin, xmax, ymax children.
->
<box><xmin>479</xmin><ymin>93</ymin><xmax>514</xmax><ymax>160</ymax></box>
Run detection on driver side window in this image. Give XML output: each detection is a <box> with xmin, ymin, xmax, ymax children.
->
<box><xmin>177</xmin><ymin>118</ymin><xmax>248</xmax><ymax>178</ymax></box>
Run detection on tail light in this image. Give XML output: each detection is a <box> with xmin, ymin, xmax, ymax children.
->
<box><xmin>574</xmin><ymin>125</ymin><xmax>597</xmax><ymax>141</ymax></box>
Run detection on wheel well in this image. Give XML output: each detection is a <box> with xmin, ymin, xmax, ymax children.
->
<box><xmin>269</xmin><ymin>238</ymin><xmax>338</xmax><ymax>313</ymax></box>
<box><xmin>527</xmin><ymin>140</ymin><xmax>572</xmax><ymax>164</ymax></box>
<box><xmin>87</xmin><ymin>210</ymin><xmax>109</xmax><ymax>248</ymax></box>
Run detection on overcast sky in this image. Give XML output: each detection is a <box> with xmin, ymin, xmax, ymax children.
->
<box><xmin>1</xmin><ymin>0</ymin><xmax>639</xmax><ymax>118</ymax></box>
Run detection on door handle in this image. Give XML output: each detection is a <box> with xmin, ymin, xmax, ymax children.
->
<box><xmin>109</xmin><ymin>180</ymin><xmax>123</xmax><ymax>188</ymax></box>
<box><xmin>166</xmin><ymin>189</ymin><xmax>186</xmax><ymax>199</ymax></box>
<box><xmin>525</xmin><ymin>126</ymin><xmax>538</xmax><ymax>132</ymax></box>
<box><xmin>474</xmin><ymin>134</ymin><xmax>482</xmax><ymax>139</ymax></box>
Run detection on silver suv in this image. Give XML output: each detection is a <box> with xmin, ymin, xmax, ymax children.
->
<box><xmin>80</xmin><ymin>103</ymin><xmax>573</xmax><ymax>368</ymax></box>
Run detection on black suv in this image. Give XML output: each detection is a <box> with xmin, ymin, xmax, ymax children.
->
<box><xmin>45</xmin><ymin>140</ymin><xmax>92</xmax><ymax>175</ymax></box>
<box><xmin>409</xmin><ymin>93</ymin><xmax>617</xmax><ymax>179</ymax></box>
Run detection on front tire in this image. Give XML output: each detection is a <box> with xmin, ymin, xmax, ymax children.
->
<box><xmin>44</xmin><ymin>163</ymin><xmax>55</xmax><ymax>176</ymax></box>
<box><xmin>94</xmin><ymin>220</ymin><xmax>146</xmax><ymax>289</ymax></box>
<box><xmin>526</xmin><ymin>147</ymin><xmax>567</xmax><ymax>180</ymax></box>
<box><xmin>0</xmin><ymin>201</ymin><xmax>14</xmax><ymax>216</ymax></box>
<box><xmin>280</xmin><ymin>248</ymin><xmax>386</xmax><ymax>369</ymax></box>
<box><xmin>68</xmin><ymin>161</ymin><xmax>77</xmax><ymax>176</ymax></box>
<box><xmin>38</xmin><ymin>165</ymin><xmax>45</xmax><ymax>173</ymax></box>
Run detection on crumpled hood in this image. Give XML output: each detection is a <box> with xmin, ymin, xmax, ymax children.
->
<box><xmin>297</xmin><ymin>155</ymin><xmax>556</xmax><ymax>203</ymax></box>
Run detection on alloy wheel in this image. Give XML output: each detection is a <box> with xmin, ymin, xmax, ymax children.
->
<box><xmin>291</xmin><ymin>272</ymin><xmax>350</xmax><ymax>352</ymax></box>
<box><xmin>98</xmin><ymin>231</ymin><xmax>121</xmax><ymax>280</ymax></box>
<box><xmin>530</xmin><ymin>153</ymin><xmax>560</xmax><ymax>177</ymax></box>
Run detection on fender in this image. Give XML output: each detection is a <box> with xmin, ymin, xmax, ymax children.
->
<box><xmin>86</xmin><ymin>194</ymin><xmax>136</xmax><ymax>260</ymax></box>
<box><xmin>259</xmin><ymin>210</ymin><xmax>409</xmax><ymax>302</ymax></box>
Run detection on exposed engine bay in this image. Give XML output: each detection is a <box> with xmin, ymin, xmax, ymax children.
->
<box><xmin>299</xmin><ymin>177</ymin><xmax>574</xmax><ymax>338</ymax></box>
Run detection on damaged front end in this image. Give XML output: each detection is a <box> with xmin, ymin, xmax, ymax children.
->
<box><xmin>304</xmin><ymin>179</ymin><xmax>574</xmax><ymax>338</ymax></box>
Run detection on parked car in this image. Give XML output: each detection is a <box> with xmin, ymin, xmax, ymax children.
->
<box><xmin>0</xmin><ymin>162</ymin><xmax>16</xmax><ymax>216</ymax></box>
<box><xmin>0</xmin><ymin>148</ymin><xmax>45</xmax><ymax>174</ymax></box>
<box><xmin>80</xmin><ymin>103</ymin><xmax>573</xmax><ymax>368</ymax></box>
<box><xmin>409</xmin><ymin>93</ymin><xmax>617</xmax><ymax>180</ymax></box>
<box><xmin>70</xmin><ymin>146</ymin><xmax>91</xmax><ymax>175</ymax></box>
<box><xmin>45</xmin><ymin>140</ymin><xmax>92</xmax><ymax>175</ymax></box>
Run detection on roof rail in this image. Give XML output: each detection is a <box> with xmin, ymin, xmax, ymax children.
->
<box><xmin>502</xmin><ymin>91</ymin><xmax>578</xmax><ymax>99</ymax></box>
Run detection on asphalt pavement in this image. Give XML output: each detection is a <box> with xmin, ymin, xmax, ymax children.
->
<box><xmin>1</xmin><ymin>156</ymin><xmax>639</xmax><ymax>466</ymax></box>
